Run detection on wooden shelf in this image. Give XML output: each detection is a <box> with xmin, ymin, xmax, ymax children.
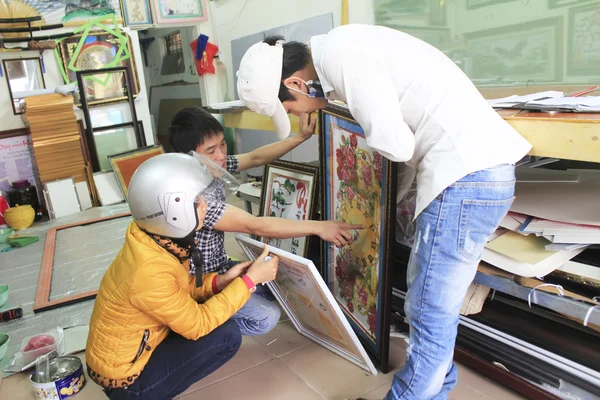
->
<box><xmin>222</xmin><ymin>109</ymin><xmax>600</xmax><ymax>164</ymax></box>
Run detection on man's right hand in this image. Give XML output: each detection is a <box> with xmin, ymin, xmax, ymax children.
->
<box><xmin>246</xmin><ymin>246</ymin><xmax>279</xmax><ymax>284</ymax></box>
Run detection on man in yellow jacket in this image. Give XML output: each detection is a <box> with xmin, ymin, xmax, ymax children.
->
<box><xmin>86</xmin><ymin>153</ymin><xmax>280</xmax><ymax>399</ymax></box>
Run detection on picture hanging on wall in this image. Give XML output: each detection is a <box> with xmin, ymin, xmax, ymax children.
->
<box><xmin>57</xmin><ymin>31</ymin><xmax>141</xmax><ymax>106</ymax></box>
<box><xmin>466</xmin><ymin>0</ymin><xmax>515</xmax><ymax>10</ymax></box>
<box><xmin>9</xmin><ymin>0</ymin><xmax>121</xmax><ymax>25</ymax></box>
<box><xmin>548</xmin><ymin>0</ymin><xmax>592</xmax><ymax>9</ymax></box>
<box><xmin>319</xmin><ymin>104</ymin><xmax>396</xmax><ymax>373</ymax></box>
<box><xmin>151</xmin><ymin>0</ymin><xmax>208</xmax><ymax>25</ymax></box>
<box><xmin>567</xmin><ymin>3</ymin><xmax>600</xmax><ymax>76</ymax></box>
<box><xmin>235</xmin><ymin>234</ymin><xmax>378</xmax><ymax>375</ymax></box>
<box><xmin>257</xmin><ymin>160</ymin><xmax>320</xmax><ymax>258</ymax></box>
<box><xmin>121</xmin><ymin>0</ymin><xmax>153</xmax><ymax>27</ymax></box>
<box><xmin>465</xmin><ymin>17</ymin><xmax>563</xmax><ymax>83</ymax></box>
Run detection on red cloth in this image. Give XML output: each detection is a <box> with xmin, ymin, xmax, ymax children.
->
<box><xmin>190</xmin><ymin>39</ymin><xmax>218</xmax><ymax>75</ymax></box>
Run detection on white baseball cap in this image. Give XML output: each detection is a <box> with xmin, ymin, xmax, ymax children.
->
<box><xmin>237</xmin><ymin>41</ymin><xmax>291</xmax><ymax>140</ymax></box>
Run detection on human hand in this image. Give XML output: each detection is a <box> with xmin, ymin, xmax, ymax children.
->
<box><xmin>318</xmin><ymin>221</ymin><xmax>364</xmax><ymax>248</ymax></box>
<box><xmin>215</xmin><ymin>261</ymin><xmax>252</xmax><ymax>291</ymax></box>
<box><xmin>297</xmin><ymin>112</ymin><xmax>316</xmax><ymax>141</ymax></box>
<box><xmin>246</xmin><ymin>246</ymin><xmax>279</xmax><ymax>285</ymax></box>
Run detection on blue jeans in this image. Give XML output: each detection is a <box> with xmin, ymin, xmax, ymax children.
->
<box><xmin>386</xmin><ymin>164</ymin><xmax>515</xmax><ymax>400</ymax></box>
<box><xmin>226</xmin><ymin>260</ymin><xmax>281</xmax><ymax>336</ymax></box>
<box><xmin>105</xmin><ymin>320</ymin><xmax>242</xmax><ymax>399</ymax></box>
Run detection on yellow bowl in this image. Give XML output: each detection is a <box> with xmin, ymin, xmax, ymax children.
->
<box><xmin>4</xmin><ymin>205</ymin><xmax>35</xmax><ymax>230</ymax></box>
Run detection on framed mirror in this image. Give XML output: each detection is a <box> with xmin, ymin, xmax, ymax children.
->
<box><xmin>3</xmin><ymin>58</ymin><xmax>46</xmax><ymax>115</ymax></box>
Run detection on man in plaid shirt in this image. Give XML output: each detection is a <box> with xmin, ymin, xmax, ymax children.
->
<box><xmin>170</xmin><ymin>107</ymin><xmax>360</xmax><ymax>337</ymax></box>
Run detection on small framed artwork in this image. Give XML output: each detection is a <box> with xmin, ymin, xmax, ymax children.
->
<box><xmin>319</xmin><ymin>103</ymin><xmax>397</xmax><ymax>373</ymax></box>
<box><xmin>466</xmin><ymin>0</ymin><xmax>515</xmax><ymax>9</ymax></box>
<box><xmin>549</xmin><ymin>0</ymin><xmax>593</xmax><ymax>9</ymax></box>
<box><xmin>109</xmin><ymin>145</ymin><xmax>165</xmax><ymax>198</ymax></box>
<box><xmin>235</xmin><ymin>234</ymin><xmax>378</xmax><ymax>375</ymax></box>
<box><xmin>567</xmin><ymin>3</ymin><xmax>600</xmax><ymax>76</ymax></box>
<box><xmin>257</xmin><ymin>160</ymin><xmax>320</xmax><ymax>258</ymax></box>
<box><xmin>57</xmin><ymin>31</ymin><xmax>141</xmax><ymax>106</ymax></box>
<box><xmin>152</xmin><ymin>0</ymin><xmax>208</xmax><ymax>24</ymax></box>
<box><xmin>465</xmin><ymin>17</ymin><xmax>563</xmax><ymax>83</ymax></box>
<box><xmin>121</xmin><ymin>0</ymin><xmax>154</xmax><ymax>28</ymax></box>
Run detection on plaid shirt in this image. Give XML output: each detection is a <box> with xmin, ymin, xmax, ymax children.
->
<box><xmin>189</xmin><ymin>155</ymin><xmax>239</xmax><ymax>276</ymax></box>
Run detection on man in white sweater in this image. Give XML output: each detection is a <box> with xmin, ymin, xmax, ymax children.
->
<box><xmin>237</xmin><ymin>24</ymin><xmax>532</xmax><ymax>399</ymax></box>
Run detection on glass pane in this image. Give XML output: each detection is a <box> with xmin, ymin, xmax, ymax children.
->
<box><xmin>49</xmin><ymin>216</ymin><xmax>132</xmax><ymax>302</ymax></box>
<box><xmin>373</xmin><ymin>0</ymin><xmax>600</xmax><ymax>97</ymax></box>
<box><xmin>4</xmin><ymin>58</ymin><xmax>45</xmax><ymax>113</ymax></box>
<box><xmin>90</xmin><ymin>104</ymin><xmax>132</xmax><ymax>127</ymax></box>
<box><xmin>80</xmin><ymin>70</ymin><xmax>129</xmax><ymax>104</ymax></box>
<box><xmin>94</xmin><ymin>126</ymin><xmax>139</xmax><ymax>171</ymax></box>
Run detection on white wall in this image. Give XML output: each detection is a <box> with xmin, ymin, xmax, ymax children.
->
<box><xmin>0</xmin><ymin>30</ymin><xmax>154</xmax><ymax>146</ymax></box>
<box><xmin>211</xmin><ymin>0</ymin><xmax>373</xmax><ymax>101</ymax></box>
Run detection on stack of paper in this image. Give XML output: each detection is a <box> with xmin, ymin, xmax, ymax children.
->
<box><xmin>523</xmin><ymin>96</ymin><xmax>600</xmax><ymax>112</ymax></box>
<box><xmin>520</xmin><ymin>217</ymin><xmax>600</xmax><ymax>245</ymax></box>
<box><xmin>487</xmin><ymin>91</ymin><xmax>564</xmax><ymax>108</ymax></box>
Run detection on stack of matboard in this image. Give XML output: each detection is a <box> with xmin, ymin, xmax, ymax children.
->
<box><xmin>24</xmin><ymin>93</ymin><xmax>87</xmax><ymax>183</ymax></box>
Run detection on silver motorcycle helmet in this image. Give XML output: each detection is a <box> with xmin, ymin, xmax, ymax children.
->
<box><xmin>128</xmin><ymin>152</ymin><xmax>239</xmax><ymax>238</ymax></box>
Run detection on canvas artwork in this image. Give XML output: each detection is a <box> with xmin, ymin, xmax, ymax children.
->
<box><xmin>320</xmin><ymin>105</ymin><xmax>395</xmax><ymax>372</ymax></box>
<box><xmin>152</xmin><ymin>0</ymin><xmax>208</xmax><ymax>24</ymax></box>
<box><xmin>258</xmin><ymin>161</ymin><xmax>319</xmax><ymax>257</ymax></box>
<box><xmin>568</xmin><ymin>3</ymin><xmax>600</xmax><ymax>76</ymax></box>
<box><xmin>465</xmin><ymin>17</ymin><xmax>563</xmax><ymax>83</ymax></box>
<box><xmin>235</xmin><ymin>234</ymin><xmax>377</xmax><ymax>375</ymax></box>
<box><xmin>11</xmin><ymin>0</ymin><xmax>121</xmax><ymax>25</ymax></box>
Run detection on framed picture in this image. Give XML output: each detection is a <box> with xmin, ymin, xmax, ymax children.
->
<box><xmin>549</xmin><ymin>0</ymin><xmax>594</xmax><ymax>8</ymax></box>
<box><xmin>57</xmin><ymin>31</ymin><xmax>140</xmax><ymax>106</ymax></box>
<box><xmin>257</xmin><ymin>160</ymin><xmax>320</xmax><ymax>258</ymax></box>
<box><xmin>567</xmin><ymin>3</ymin><xmax>600</xmax><ymax>76</ymax></box>
<box><xmin>121</xmin><ymin>0</ymin><xmax>154</xmax><ymax>27</ymax></box>
<box><xmin>319</xmin><ymin>104</ymin><xmax>396</xmax><ymax>373</ymax></box>
<box><xmin>2</xmin><ymin>58</ymin><xmax>46</xmax><ymax>115</ymax></box>
<box><xmin>109</xmin><ymin>145</ymin><xmax>164</xmax><ymax>198</ymax></box>
<box><xmin>235</xmin><ymin>234</ymin><xmax>378</xmax><ymax>375</ymax></box>
<box><xmin>15</xmin><ymin>0</ymin><xmax>121</xmax><ymax>25</ymax></box>
<box><xmin>466</xmin><ymin>0</ymin><xmax>515</xmax><ymax>9</ymax></box>
<box><xmin>152</xmin><ymin>0</ymin><xmax>208</xmax><ymax>24</ymax></box>
<box><xmin>465</xmin><ymin>17</ymin><xmax>563</xmax><ymax>83</ymax></box>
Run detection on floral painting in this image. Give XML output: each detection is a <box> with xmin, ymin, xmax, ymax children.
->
<box><xmin>259</xmin><ymin>161</ymin><xmax>319</xmax><ymax>257</ymax></box>
<box><xmin>321</xmin><ymin>105</ymin><xmax>394</xmax><ymax>371</ymax></box>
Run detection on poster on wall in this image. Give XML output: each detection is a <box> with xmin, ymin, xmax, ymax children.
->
<box><xmin>465</xmin><ymin>17</ymin><xmax>563</xmax><ymax>83</ymax></box>
<box><xmin>567</xmin><ymin>3</ymin><xmax>600</xmax><ymax>76</ymax></box>
<box><xmin>151</xmin><ymin>0</ymin><xmax>208</xmax><ymax>24</ymax></box>
<box><xmin>235</xmin><ymin>234</ymin><xmax>378</xmax><ymax>375</ymax></box>
<box><xmin>0</xmin><ymin>134</ymin><xmax>37</xmax><ymax>194</ymax></box>
<box><xmin>320</xmin><ymin>104</ymin><xmax>396</xmax><ymax>373</ymax></box>
<box><xmin>258</xmin><ymin>160</ymin><xmax>319</xmax><ymax>258</ymax></box>
<box><xmin>4</xmin><ymin>0</ymin><xmax>121</xmax><ymax>25</ymax></box>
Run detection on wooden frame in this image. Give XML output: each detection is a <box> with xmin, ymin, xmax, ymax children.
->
<box><xmin>465</xmin><ymin>17</ymin><xmax>564</xmax><ymax>83</ymax></box>
<box><xmin>33</xmin><ymin>213</ymin><xmax>131</xmax><ymax>313</ymax></box>
<box><xmin>257</xmin><ymin>160</ymin><xmax>320</xmax><ymax>258</ymax></box>
<box><xmin>235</xmin><ymin>234</ymin><xmax>378</xmax><ymax>375</ymax></box>
<box><xmin>567</xmin><ymin>2</ymin><xmax>600</xmax><ymax>76</ymax></box>
<box><xmin>109</xmin><ymin>145</ymin><xmax>164</xmax><ymax>198</ymax></box>
<box><xmin>2</xmin><ymin>57</ymin><xmax>46</xmax><ymax>115</ymax></box>
<box><xmin>319</xmin><ymin>104</ymin><xmax>397</xmax><ymax>373</ymax></box>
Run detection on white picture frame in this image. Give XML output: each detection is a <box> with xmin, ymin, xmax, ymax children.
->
<box><xmin>235</xmin><ymin>234</ymin><xmax>378</xmax><ymax>375</ymax></box>
<box><xmin>42</xmin><ymin>178</ymin><xmax>82</xmax><ymax>220</ymax></box>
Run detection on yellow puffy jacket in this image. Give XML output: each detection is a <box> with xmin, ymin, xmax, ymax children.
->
<box><xmin>85</xmin><ymin>222</ymin><xmax>250</xmax><ymax>388</ymax></box>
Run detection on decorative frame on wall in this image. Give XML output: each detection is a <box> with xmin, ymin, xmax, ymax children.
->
<box><xmin>548</xmin><ymin>0</ymin><xmax>593</xmax><ymax>8</ymax></box>
<box><xmin>57</xmin><ymin>31</ymin><xmax>140</xmax><ymax>106</ymax></box>
<box><xmin>257</xmin><ymin>160</ymin><xmax>320</xmax><ymax>258</ymax></box>
<box><xmin>466</xmin><ymin>0</ymin><xmax>516</xmax><ymax>10</ymax></box>
<box><xmin>151</xmin><ymin>0</ymin><xmax>208</xmax><ymax>24</ymax></box>
<box><xmin>319</xmin><ymin>104</ymin><xmax>396</xmax><ymax>373</ymax></box>
<box><xmin>121</xmin><ymin>0</ymin><xmax>154</xmax><ymax>27</ymax></box>
<box><xmin>235</xmin><ymin>234</ymin><xmax>378</xmax><ymax>375</ymax></box>
<box><xmin>33</xmin><ymin>213</ymin><xmax>131</xmax><ymax>313</ymax></box>
<box><xmin>464</xmin><ymin>17</ymin><xmax>564</xmax><ymax>83</ymax></box>
<box><xmin>567</xmin><ymin>3</ymin><xmax>600</xmax><ymax>76</ymax></box>
<box><xmin>109</xmin><ymin>145</ymin><xmax>165</xmax><ymax>198</ymax></box>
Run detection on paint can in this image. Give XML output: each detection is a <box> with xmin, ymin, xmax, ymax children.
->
<box><xmin>30</xmin><ymin>356</ymin><xmax>86</xmax><ymax>399</ymax></box>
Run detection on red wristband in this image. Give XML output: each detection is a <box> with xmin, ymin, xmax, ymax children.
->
<box><xmin>212</xmin><ymin>275</ymin><xmax>220</xmax><ymax>294</ymax></box>
<box><xmin>241</xmin><ymin>275</ymin><xmax>256</xmax><ymax>293</ymax></box>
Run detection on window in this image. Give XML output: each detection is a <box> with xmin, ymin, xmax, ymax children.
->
<box><xmin>165</xmin><ymin>31</ymin><xmax>182</xmax><ymax>55</ymax></box>
<box><xmin>161</xmin><ymin>31</ymin><xmax>185</xmax><ymax>75</ymax></box>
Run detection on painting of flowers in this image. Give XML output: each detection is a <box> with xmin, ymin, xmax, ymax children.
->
<box><xmin>320</xmin><ymin>104</ymin><xmax>395</xmax><ymax>372</ymax></box>
<box><xmin>259</xmin><ymin>161</ymin><xmax>319</xmax><ymax>257</ymax></box>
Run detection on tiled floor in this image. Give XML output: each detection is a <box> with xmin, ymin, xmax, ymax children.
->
<box><xmin>0</xmin><ymin>197</ymin><xmax>525</xmax><ymax>399</ymax></box>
